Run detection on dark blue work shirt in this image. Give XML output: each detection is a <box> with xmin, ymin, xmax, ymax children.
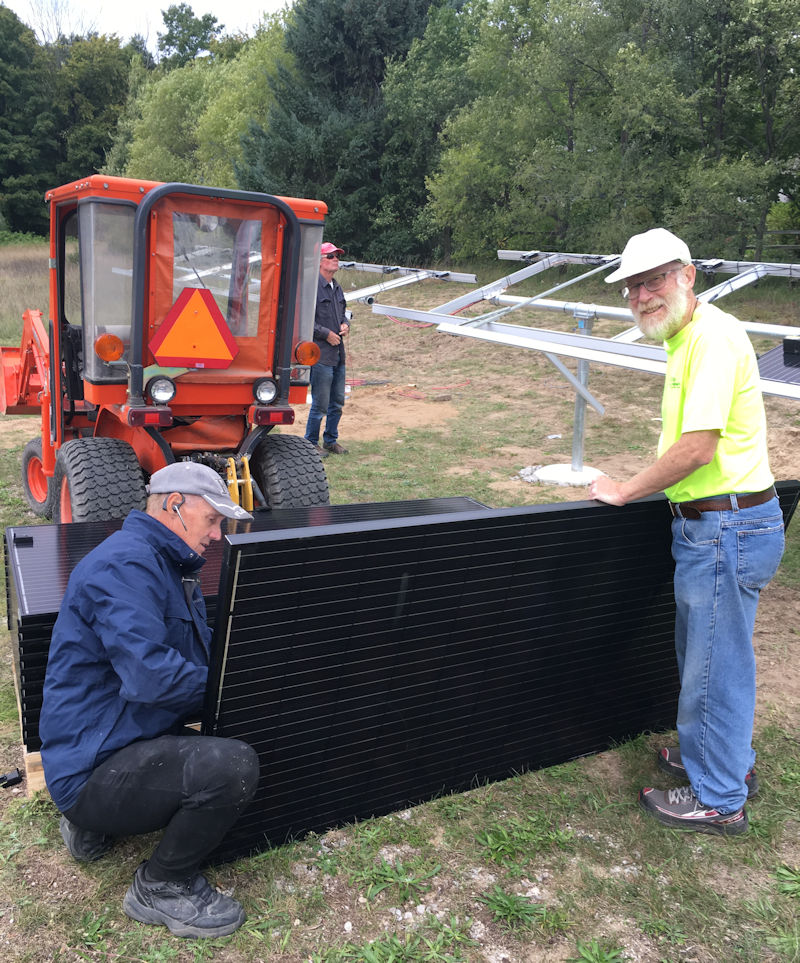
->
<box><xmin>313</xmin><ymin>274</ymin><xmax>349</xmax><ymax>366</ymax></box>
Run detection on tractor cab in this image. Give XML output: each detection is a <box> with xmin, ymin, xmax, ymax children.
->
<box><xmin>6</xmin><ymin>176</ymin><xmax>331</xmax><ymax>522</ymax></box>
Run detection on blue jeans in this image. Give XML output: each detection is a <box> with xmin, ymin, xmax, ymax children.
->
<box><xmin>672</xmin><ymin>496</ymin><xmax>784</xmax><ymax>812</ymax></box>
<box><xmin>304</xmin><ymin>360</ymin><xmax>346</xmax><ymax>446</ymax></box>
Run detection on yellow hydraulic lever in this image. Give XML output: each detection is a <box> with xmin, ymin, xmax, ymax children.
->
<box><xmin>225</xmin><ymin>456</ymin><xmax>255</xmax><ymax>511</ymax></box>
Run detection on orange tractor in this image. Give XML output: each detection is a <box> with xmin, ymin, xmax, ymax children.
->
<box><xmin>1</xmin><ymin>176</ymin><xmax>330</xmax><ymax>522</ymax></box>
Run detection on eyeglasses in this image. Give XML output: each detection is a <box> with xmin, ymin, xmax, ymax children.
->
<box><xmin>621</xmin><ymin>267</ymin><xmax>682</xmax><ymax>301</ymax></box>
<box><xmin>323</xmin><ymin>253</ymin><xmax>341</xmax><ymax>260</ymax></box>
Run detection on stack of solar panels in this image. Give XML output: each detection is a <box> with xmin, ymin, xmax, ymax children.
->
<box><xmin>4</xmin><ymin>498</ymin><xmax>485</xmax><ymax>752</ymax></box>
<box><xmin>5</xmin><ymin>521</ymin><xmax>122</xmax><ymax>751</ymax></box>
<box><xmin>6</xmin><ymin>487</ymin><xmax>798</xmax><ymax>865</ymax></box>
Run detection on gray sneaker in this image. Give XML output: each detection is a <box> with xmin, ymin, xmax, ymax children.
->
<box><xmin>639</xmin><ymin>785</ymin><xmax>748</xmax><ymax>835</ymax></box>
<box><xmin>657</xmin><ymin>747</ymin><xmax>759</xmax><ymax>797</ymax></box>
<box><xmin>59</xmin><ymin>815</ymin><xmax>113</xmax><ymax>862</ymax></box>
<box><xmin>123</xmin><ymin>862</ymin><xmax>246</xmax><ymax>939</ymax></box>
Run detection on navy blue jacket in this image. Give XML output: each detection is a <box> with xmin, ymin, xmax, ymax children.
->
<box><xmin>40</xmin><ymin>511</ymin><xmax>211</xmax><ymax>812</ymax></box>
<box><xmin>313</xmin><ymin>274</ymin><xmax>349</xmax><ymax>366</ymax></box>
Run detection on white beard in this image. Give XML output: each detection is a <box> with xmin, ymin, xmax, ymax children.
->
<box><xmin>635</xmin><ymin>284</ymin><xmax>693</xmax><ymax>342</ymax></box>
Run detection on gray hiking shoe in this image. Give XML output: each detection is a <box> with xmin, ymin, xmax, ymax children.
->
<box><xmin>657</xmin><ymin>747</ymin><xmax>759</xmax><ymax>797</ymax></box>
<box><xmin>59</xmin><ymin>815</ymin><xmax>113</xmax><ymax>862</ymax></box>
<box><xmin>639</xmin><ymin>785</ymin><xmax>748</xmax><ymax>835</ymax></box>
<box><xmin>123</xmin><ymin>862</ymin><xmax>246</xmax><ymax>939</ymax></box>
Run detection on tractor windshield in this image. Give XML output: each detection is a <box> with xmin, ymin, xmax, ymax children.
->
<box><xmin>172</xmin><ymin>212</ymin><xmax>262</xmax><ymax>338</ymax></box>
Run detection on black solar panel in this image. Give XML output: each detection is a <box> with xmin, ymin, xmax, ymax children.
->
<box><xmin>201</xmin><ymin>484</ymin><xmax>799</xmax><ymax>863</ymax></box>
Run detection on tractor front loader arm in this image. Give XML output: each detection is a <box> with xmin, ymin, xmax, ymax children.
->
<box><xmin>1</xmin><ymin>309</ymin><xmax>51</xmax><ymax>414</ymax></box>
<box><xmin>1</xmin><ymin>309</ymin><xmax>54</xmax><ymax>470</ymax></box>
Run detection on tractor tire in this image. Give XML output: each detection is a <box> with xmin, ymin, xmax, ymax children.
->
<box><xmin>53</xmin><ymin>437</ymin><xmax>147</xmax><ymax>524</ymax></box>
<box><xmin>21</xmin><ymin>437</ymin><xmax>55</xmax><ymax>518</ymax></box>
<box><xmin>251</xmin><ymin>434</ymin><xmax>330</xmax><ymax>510</ymax></box>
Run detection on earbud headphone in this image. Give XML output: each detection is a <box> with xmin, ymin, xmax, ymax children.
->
<box><xmin>162</xmin><ymin>494</ymin><xmax>188</xmax><ymax>531</ymax></box>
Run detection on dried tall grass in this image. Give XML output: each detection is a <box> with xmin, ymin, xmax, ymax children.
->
<box><xmin>0</xmin><ymin>242</ymin><xmax>49</xmax><ymax>343</ymax></box>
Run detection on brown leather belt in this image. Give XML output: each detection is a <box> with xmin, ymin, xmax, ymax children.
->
<box><xmin>669</xmin><ymin>486</ymin><xmax>776</xmax><ymax>520</ymax></box>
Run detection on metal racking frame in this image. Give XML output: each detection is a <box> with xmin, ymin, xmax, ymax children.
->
<box><xmin>371</xmin><ymin>250</ymin><xmax>800</xmax><ymax>484</ymax></box>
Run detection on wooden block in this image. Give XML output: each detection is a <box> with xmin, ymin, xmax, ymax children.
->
<box><xmin>22</xmin><ymin>751</ymin><xmax>47</xmax><ymax>796</ymax></box>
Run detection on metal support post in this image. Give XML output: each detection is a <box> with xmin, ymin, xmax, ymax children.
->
<box><xmin>520</xmin><ymin>307</ymin><xmax>605</xmax><ymax>487</ymax></box>
<box><xmin>571</xmin><ymin>313</ymin><xmax>593</xmax><ymax>473</ymax></box>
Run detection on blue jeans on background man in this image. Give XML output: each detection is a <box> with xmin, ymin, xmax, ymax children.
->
<box><xmin>304</xmin><ymin>360</ymin><xmax>346</xmax><ymax>447</ymax></box>
<box><xmin>672</xmin><ymin>496</ymin><xmax>784</xmax><ymax>813</ymax></box>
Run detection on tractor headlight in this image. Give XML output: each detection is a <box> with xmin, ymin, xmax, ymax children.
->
<box><xmin>253</xmin><ymin>378</ymin><xmax>278</xmax><ymax>404</ymax></box>
<box><xmin>146</xmin><ymin>376</ymin><xmax>176</xmax><ymax>405</ymax></box>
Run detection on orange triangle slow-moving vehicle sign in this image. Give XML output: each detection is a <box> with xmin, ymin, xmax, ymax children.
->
<box><xmin>149</xmin><ymin>288</ymin><xmax>239</xmax><ymax>369</ymax></box>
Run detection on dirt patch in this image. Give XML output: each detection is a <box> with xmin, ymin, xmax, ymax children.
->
<box><xmin>754</xmin><ymin>582</ymin><xmax>800</xmax><ymax>730</ymax></box>
<box><xmin>282</xmin><ymin>383</ymin><xmax>459</xmax><ymax>443</ymax></box>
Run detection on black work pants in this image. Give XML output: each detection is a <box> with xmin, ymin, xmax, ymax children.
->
<box><xmin>64</xmin><ymin>733</ymin><xmax>260</xmax><ymax>880</ymax></box>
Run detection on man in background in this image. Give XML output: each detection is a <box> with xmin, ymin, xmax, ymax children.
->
<box><xmin>304</xmin><ymin>241</ymin><xmax>351</xmax><ymax>456</ymax></box>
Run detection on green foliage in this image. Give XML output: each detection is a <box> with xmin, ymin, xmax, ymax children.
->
<box><xmin>639</xmin><ymin>915</ymin><xmax>687</xmax><ymax>944</ymax></box>
<box><xmin>0</xmin><ymin>8</ymin><xmax>59</xmax><ymax>233</ymax></box>
<box><xmin>478</xmin><ymin>884</ymin><xmax>570</xmax><ymax>932</ymax></box>
<box><xmin>775</xmin><ymin>865</ymin><xmax>800</xmax><ymax>898</ymax></box>
<box><xmin>766</xmin><ymin>923</ymin><xmax>800</xmax><ymax>958</ymax></box>
<box><xmin>75</xmin><ymin>908</ymin><xmax>115</xmax><ymax>952</ymax></box>
<box><xmin>566</xmin><ymin>940</ymin><xmax>627</xmax><ymax>963</ymax></box>
<box><xmin>54</xmin><ymin>35</ymin><xmax>135</xmax><ymax>182</ymax></box>
<box><xmin>348</xmin><ymin>856</ymin><xmax>441</xmax><ymax>905</ymax></box>
<box><xmin>102</xmin><ymin>54</ymin><xmax>154</xmax><ymax>176</ymax></box>
<box><xmin>6</xmin><ymin>0</ymin><xmax>800</xmax><ymax>259</ymax></box>
<box><xmin>158</xmin><ymin>2</ymin><xmax>223</xmax><ymax>68</ymax></box>
<box><xmin>194</xmin><ymin>20</ymin><xmax>290</xmax><ymax>187</ymax></box>
<box><xmin>0</xmin><ymin>680</ymin><xmax>17</xmax><ymax>724</ymax></box>
<box><xmin>309</xmin><ymin>914</ymin><xmax>476</xmax><ymax>962</ymax></box>
<box><xmin>774</xmin><ymin>513</ymin><xmax>800</xmax><ymax>588</ymax></box>
<box><xmin>427</xmin><ymin>0</ymin><xmax>800</xmax><ymax>259</ymax></box>
<box><xmin>124</xmin><ymin>61</ymin><xmax>211</xmax><ymax>182</ymax></box>
<box><xmin>284</xmin><ymin>0</ymin><xmax>430</xmax><ymax>99</ymax></box>
<box><xmin>0</xmin><ymin>230</ymin><xmax>42</xmax><ymax>245</ymax></box>
<box><xmin>108</xmin><ymin>16</ymin><xmax>289</xmax><ymax>187</ymax></box>
<box><xmin>237</xmin><ymin>0</ymin><xmax>433</xmax><ymax>254</ymax></box>
<box><xmin>375</xmin><ymin>1</ymin><xmax>486</xmax><ymax>260</ymax></box>
<box><xmin>476</xmin><ymin>812</ymin><xmax>574</xmax><ymax>870</ymax></box>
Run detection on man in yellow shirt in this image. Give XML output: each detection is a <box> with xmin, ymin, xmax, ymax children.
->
<box><xmin>590</xmin><ymin>228</ymin><xmax>784</xmax><ymax>835</ymax></box>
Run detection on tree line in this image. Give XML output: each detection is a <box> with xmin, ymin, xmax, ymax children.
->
<box><xmin>1</xmin><ymin>0</ymin><xmax>798</xmax><ymax>262</ymax></box>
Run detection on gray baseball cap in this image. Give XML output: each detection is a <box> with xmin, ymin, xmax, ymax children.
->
<box><xmin>147</xmin><ymin>462</ymin><xmax>253</xmax><ymax>520</ymax></box>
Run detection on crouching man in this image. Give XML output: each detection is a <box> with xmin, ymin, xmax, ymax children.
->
<box><xmin>40</xmin><ymin>462</ymin><xmax>260</xmax><ymax>938</ymax></box>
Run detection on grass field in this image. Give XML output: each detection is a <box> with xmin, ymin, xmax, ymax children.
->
<box><xmin>0</xmin><ymin>240</ymin><xmax>799</xmax><ymax>963</ymax></box>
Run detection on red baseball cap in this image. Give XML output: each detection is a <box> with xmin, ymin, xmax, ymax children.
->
<box><xmin>320</xmin><ymin>242</ymin><xmax>344</xmax><ymax>256</ymax></box>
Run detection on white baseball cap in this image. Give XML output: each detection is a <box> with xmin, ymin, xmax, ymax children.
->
<box><xmin>147</xmin><ymin>462</ymin><xmax>253</xmax><ymax>520</ymax></box>
<box><xmin>605</xmin><ymin>228</ymin><xmax>692</xmax><ymax>284</ymax></box>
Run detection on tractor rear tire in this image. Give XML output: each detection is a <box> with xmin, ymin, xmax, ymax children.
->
<box><xmin>53</xmin><ymin>438</ymin><xmax>147</xmax><ymax>523</ymax></box>
<box><xmin>251</xmin><ymin>434</ymin><xmax>330</xmax><ymax>510</ymax></box>
<box><xmin>21</xmin><ymin>437</ymin><xmax>55</xmax><ymax>518</ymax></box>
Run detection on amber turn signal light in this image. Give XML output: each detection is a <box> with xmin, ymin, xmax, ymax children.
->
<box><xmin>294</xmin><ymin>340</ymin><xmax>320</xmax><ymax>365</ymax></box>
<box><xmin>94</xmin><ymin>333</ymin><xmax>125</xmax><ymax>362</ymax></box>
